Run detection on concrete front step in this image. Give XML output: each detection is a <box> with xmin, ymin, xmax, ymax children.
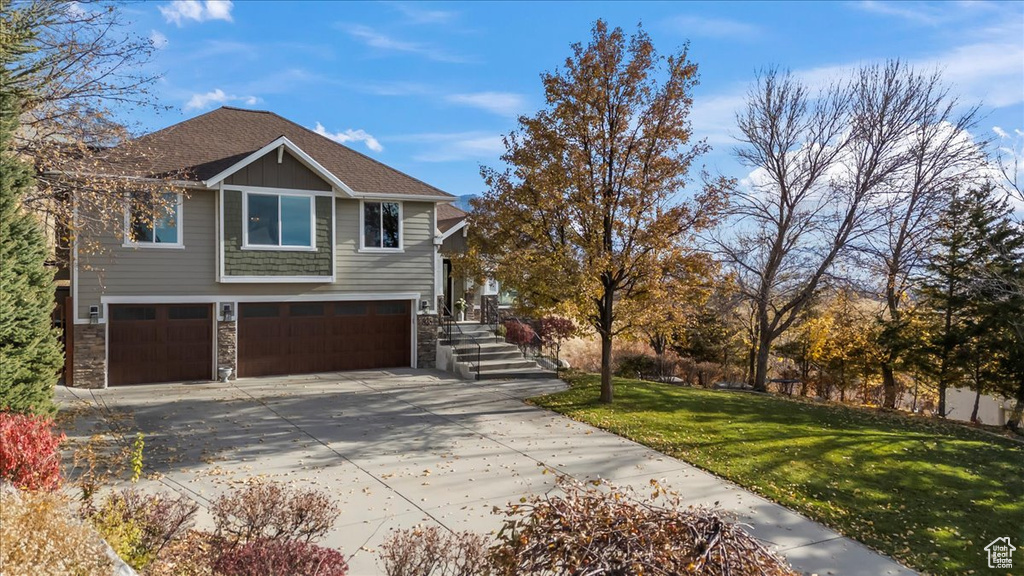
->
<box><xmin>453</xmin><ymin>341</ymin><xmax>520</xmax><ymax>355</ymax></box>
<box><xmin>476</xmin><ymin>368</ymin><xmax>556</xmax><ymax>380</ymax></box>
<box><xmin>455</xmin><ymin>349</ymin><xmax>524</xmax><ymax>362</ymax></box>
<box><xmin>471</xmin><ymin>358</ymin><xmax>541</xmax><ymax>372</ymax></box>
<box><xmin>440</xmin><ymin>335</ymin><xmax>503</xmax><ymax>346</ymax></box>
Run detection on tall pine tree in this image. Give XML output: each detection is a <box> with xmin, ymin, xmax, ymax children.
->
<box><xmin>921</xmin><ymin>182</ymin><xmax>1023</xmax><ymax>420</ymax></box>
<box><xmin>0</xmin><ymin>75</ymin><xmax>63</xmax><ymax>415</ymax></box>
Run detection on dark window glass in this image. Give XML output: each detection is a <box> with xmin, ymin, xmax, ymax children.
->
<box><xmin>168</xmin><ymin>306</ymin><xmax>209</xmax><ymax>320</ymax></box>
<box><xmin>241</xmin><ymin>304</ymin><xmax>280</xmax><ymax>318</ymax></box>
<box><xmin>382</xmin><ymin>202</ymin><xmax>400</xmax><ymax>248</ymax></box>
<box><xmin>281</xmin><ymin>196</ymin><xmax>312</xmax><ymax>246</ymax></box>
<box><xmin>363</xmin><ymin>202</ymin><xmax>381</xmax><ymax>248</ymax></box>
<box><xmin>247</xmin><ymin>194</ymin><xmax>279</xmax><ymax>245</ymax></box>
<box><xmin>112</xmin><ymin>306</ymin><xmax>157</xmax><ymax>321</ymax></box>
<box><xmin>129</xmin><ymin>192</ymin><xmax>179</xmax><ymax>244</ymax></box>
<box><xmin>289</xmin><ymin>303</ymin><xmax>324</xmax><ymax>317</ymax></box>
<box><xmin>376</xmin><ymin>302</ymin><xmax>408</xmax><ymax>315</ymax></box>
<box><xmin>334</xmin><ymin>303</ymin><xmax>368</xmax><ymax>316</ymax></box>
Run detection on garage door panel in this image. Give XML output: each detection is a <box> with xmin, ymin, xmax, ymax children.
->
<box><xmin>108</xmin><ymin>304</ymin><xmax>213</xmax><ymax>386</ymax></box>
<box><xmin>237</xmin><ymin>300</ymin><xmax>411</xmax><ymax>378</ymax></box>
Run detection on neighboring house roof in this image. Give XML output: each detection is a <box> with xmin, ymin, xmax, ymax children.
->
<box><xmin>437</xmin><ymin>203</ymin><xmax>468</xmax><ymax>234</ymax></box>
<box><xmin>104</xmin><ymin>107</ymin><xmax>453</xmax><ymax>199</ymax></box>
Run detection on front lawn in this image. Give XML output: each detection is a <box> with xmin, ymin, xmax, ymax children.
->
<box><xmin>531</xmin><ymin>374</ymin><xmax>1024</xmax><ymax>575</ymax></box>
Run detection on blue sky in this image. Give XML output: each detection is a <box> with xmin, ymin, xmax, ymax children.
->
<box><xmin>124</xmin><ymin>1</ymin><xmax>1024</xmax><ymax>199</ymax></box>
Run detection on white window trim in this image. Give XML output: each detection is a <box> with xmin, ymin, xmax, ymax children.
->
<box><xmin>122</xmin><ymin>192</ymin><xmax>185</xmax><ymax>249</ymax></box>
<box><xmin>241</xmin><ymin>190</ymin><xmax>317</xmax><ymax>251</ymax></box>
<box><xmin>359</xmin><ymin>200</ymin><xmax>404</xmax><ymax>253</ymax></box>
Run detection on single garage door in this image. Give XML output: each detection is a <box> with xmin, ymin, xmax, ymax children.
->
<box><xmin>108</xmin><ymin>304</ymin><xmax>214</xmax><ymax>385</ymax></box>
<box><xmin>237</xmin><ymin>300</ymin><xmax>411</xmax><ymax>378</ymax></box>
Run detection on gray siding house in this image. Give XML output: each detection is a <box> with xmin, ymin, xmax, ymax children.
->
<box><xmin>69</xmin><ymin>107</ymin><xmax>455</xmax><ymax>388</ymax></box>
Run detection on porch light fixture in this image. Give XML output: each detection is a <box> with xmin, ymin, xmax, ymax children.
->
<box><xmin>221</xmin><ymin>303</ymin><xmax>235</xmax><ymax>322</ymax></box>
<box><xmin>89</xmin><ymin>305</ymin><xmax>99</xmax><ymax>324</ymax></box>
<box><xmin>420</xmin><ymin>299</ymin><xmax>429</xmax><ymax>312</ymax></box>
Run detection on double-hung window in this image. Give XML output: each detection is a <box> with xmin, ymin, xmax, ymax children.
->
<box><xmin>125</xmin><ymin>192</ymin><xmax>182</xmax><ymax>247</ymax></box>
<box><xmin>362</xmin><ymin>201</ymin><xmax>401</xmax><ymax>250</ymax></box>
<box><xmin>245</xmin><ymin>192</ymin><xmax>314</xmax><ymax>249</ymax></box>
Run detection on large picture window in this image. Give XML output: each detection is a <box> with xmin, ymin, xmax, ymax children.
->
<box><xmin>246</xmin><ymin>193</ymin><xmax>314</xmax><ymax>248</ymax></box>
<box><xmin>362</xmin><ymin>201</ymin><xmax>401</xmax><ymax>249</ymax></box>
<box><xmin>126</xmin><ymin>192</ymin><xmax>182</xmax><ymax>247</ymax></box>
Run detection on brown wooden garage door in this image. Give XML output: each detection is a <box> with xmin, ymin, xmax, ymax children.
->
<box><xmin>108</xmin><ymin>304</ymin><xmax>214</xmax><ymax>385</ymax></box>
<box><xmin>237</xmin><ymin>300</ymin><xmax>411</xmax><ymax>378</ymax></box>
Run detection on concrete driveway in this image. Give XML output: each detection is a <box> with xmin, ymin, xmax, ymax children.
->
<box><xmin>58</xmin><ymin>370</ymin><xmax>914</xmax><ymax>576</ymax></box>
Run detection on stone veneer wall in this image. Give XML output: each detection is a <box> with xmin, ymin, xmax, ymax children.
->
<box><xmin>73</xmin><ymin>324</ymin><xmax>106</xmax><ymax>389</ymax></box>
<box><xmin>217</xmin><ymin>321</ymin><xmax>237</xmax><ymax>380</ymax></box>
<box><xmin>417</xmin><ymin>313</ymin><xmax>438</xmax><ymax>369</ymax></box>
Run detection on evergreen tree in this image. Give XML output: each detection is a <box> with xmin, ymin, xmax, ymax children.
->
<box><xmin>0</xmin><ymin>77</ymin><xmax>63</xmax><ymax>415</ymax></box>
<box><xmin>921</xmin><ymin>182</ymin><xmax>1022</xmax><ymax>419</ymax></box>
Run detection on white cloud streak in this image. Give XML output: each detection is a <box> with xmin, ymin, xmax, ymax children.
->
<box><xmin>159</xmin><ymin>1</ymin><xmax>234</xmax><ymax>27</ymax></box>
<box><xmin>392</xmin><ymin>132</ymin><xmax>505</xmax><ymax>162</ymax></box>
<box><xmin>149</xmin><ymin>30</ymin><xmax>169</xmax><ymax>49</ymax></box>
<box><xmin>339</xmin><ymin>24</ymin><xmax>470</xmax><ymax>63</ymax></box>
<box><xmin>184</xmin><ymin>88</ymin><xmax>258</xmax><ymax>110</ymax></box>
<box><xmin>445</xmin><ymin>92</ymin><xmax>526</xmax><ymax>117</ymax></box>
<box><xmin>668</xmin><ymin>15</ymin><xmax>763</xmax><ymax>40</ymax></box>
<box><xmin>314</xmin><ymin>122</ymin><xmax>384</xmax><ymax>153</ymax></box>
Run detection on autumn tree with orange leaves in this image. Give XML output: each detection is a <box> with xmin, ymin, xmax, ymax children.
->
<box><xmin>471</xmin><ymin>20</ymin><xmax>727</xmax><ymax>403</ymax></box>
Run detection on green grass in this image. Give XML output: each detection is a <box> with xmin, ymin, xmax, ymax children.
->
<box><xmin>531</xmin><ymin>373</ymin><xmax>1024</xmax><ymax>575</ymax></box>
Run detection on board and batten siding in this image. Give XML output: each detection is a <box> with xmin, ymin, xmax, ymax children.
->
<box><xmin>224</xmin><ymin>149</ymin><xmax>332</xmax><ymax>191</ymax></box>
<box><xmin>76</xmin><ymin>191</ymin><xmax>436</xmax><ymax>320</ymax></box>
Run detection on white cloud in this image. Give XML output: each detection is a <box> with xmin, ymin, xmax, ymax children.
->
<box><xmin>184</xmin><ymin>88</ymin><xmax>258</xmax><ymax>110</ymax></box>
<box><xmin>392</xmin><ymin>132</ymin><xmax>505</xmax><ymax>162</ymax></box>
<box><xmin>445</xmin><ymin>92</ymin><xmax>526</xmax><ymax>117</ymax></box>
<box><xmin>149</xmin><ymin>30</ymin><xmax>169</xmax><ymax>49</ymax></box>
<box><xmin>314</xmin><ymin>122</ymin><xmax>383</xmax><ymax>153</ymax></box>
<box><xmin>339</xmin><ymin>24</ymin><xmax>470</xmax><ymax>63</ymax></box>
<box><xmin>159</xmin><ymin>0</ymin><xmax>234</xmax><ymax>27</ymax></box>
<box><xmin>853</xmin><ymin>1</ymin><xmax>945</xmax><ymax>25</ymax></box>
<box><xmin>393</xmin><ymin>3</ymin><xmax>458</xmax><ymax>25</ymax></box>
<box><xmin>994</xmin><ymin>126</ymin><xmax>1010</xmax><ymax>139</ymax></box>
<box><xmin>668</xmin><ymin>15</ymin><xmax>763</xmax><ymax>40</ymax></box>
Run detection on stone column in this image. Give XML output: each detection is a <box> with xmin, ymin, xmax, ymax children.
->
<box><xmin>417</xmin><ymin>313</ymin><xmax>438</xmax><ymax>369</ymax></box>
<box><xmin>72</xmin><ymin>324</ymin><xmax>106</xmax><ymax>389</ymax></box>
<box><xmin>217</xmin><ymin>320</ymin><xmax>237</xmax><ymax>380</ymax></box>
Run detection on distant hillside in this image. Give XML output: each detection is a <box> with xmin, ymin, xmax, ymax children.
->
<box><xmin>454</xmin><ymin>194</ymin><xmax>477</xmax><ymax>212</ymax></box>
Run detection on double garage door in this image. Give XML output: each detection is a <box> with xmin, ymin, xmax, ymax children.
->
<box><xmin>107</xmin><ymin>301</ymin><xmax>411</xmax><ymax>385</ymax></box>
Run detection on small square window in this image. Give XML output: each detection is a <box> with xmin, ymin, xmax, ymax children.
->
<box><xmin>362</xmin><ymin>201</ymin><xmax>401</xmax><ymax>249</ymax></box>
<box><xmin>126</xmin><ymin>192</ymin><xmax>181</xmax><ymax>246</ymax></box>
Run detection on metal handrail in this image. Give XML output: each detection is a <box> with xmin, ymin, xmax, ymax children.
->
<box><xmin>483</xmin><ymin>295</ymin><xmax>500</xmax><ymax>332</ymax></box>
<box><xmin>440</xmin><ymin>303</ymin><xmax>484</xmax><ymax>380</ymax></box>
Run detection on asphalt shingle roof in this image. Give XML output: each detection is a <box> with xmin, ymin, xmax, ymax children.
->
<box><xmin>436</xmin><ymin>203</ymin><xmax>468</xmax><ymax>233</ymax></box>
<box><xmin>120</xmin><ymin>107</ymin><xmax>453</xmax><ymax>199</ymax></box>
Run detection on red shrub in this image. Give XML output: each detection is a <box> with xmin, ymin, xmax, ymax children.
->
<box><xmin>214</xmin><ymin>539</ymin><xmax>348</xmax><ymax>576</ymax></box>
<box><xmin>0</xmin><ymin>411</ymin><xmax>65</xmax><ymax>491</ymax></box>
<box><xmin>502</xmin><ymin>320</ymin><xmax>537</xmax><ymax>350</ymax></box>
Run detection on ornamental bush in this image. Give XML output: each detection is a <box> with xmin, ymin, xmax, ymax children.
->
<box><xmin>490</xmin><ymin>477</ymin><xmax>797</xmax><ymax>576</ymax></box>
<box><xmin>0</xmin><ymin>489</ymin><xmax>113</xmax><ymax>576</ymax></box>
<box><xmin>502</xmin><ymin>320</ymin><xmax>537</xmax><ymax>352</ymax></box>
<box><xmin>378</xmin><ymin>525</ymin><xmax>492</xmax><ymax>576</ymax></box>
<box><xmin>213</xmin><ymin>538</ymin><xmax>349</xmax><ymax>576</ymax></box>
<box><xmin>211</xmin><ymin>480</ymin><xmax>340</xmax><ymax>545</ymax></box>
<box><xmin>0</xmin><ymin>411</ymin><xmax>65</xmax><ymax>490</ymax></box>
<box><xmin>86</xmin><ymin>488</ymin><xmax>199</xmax><ymax>571</ymax></box>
